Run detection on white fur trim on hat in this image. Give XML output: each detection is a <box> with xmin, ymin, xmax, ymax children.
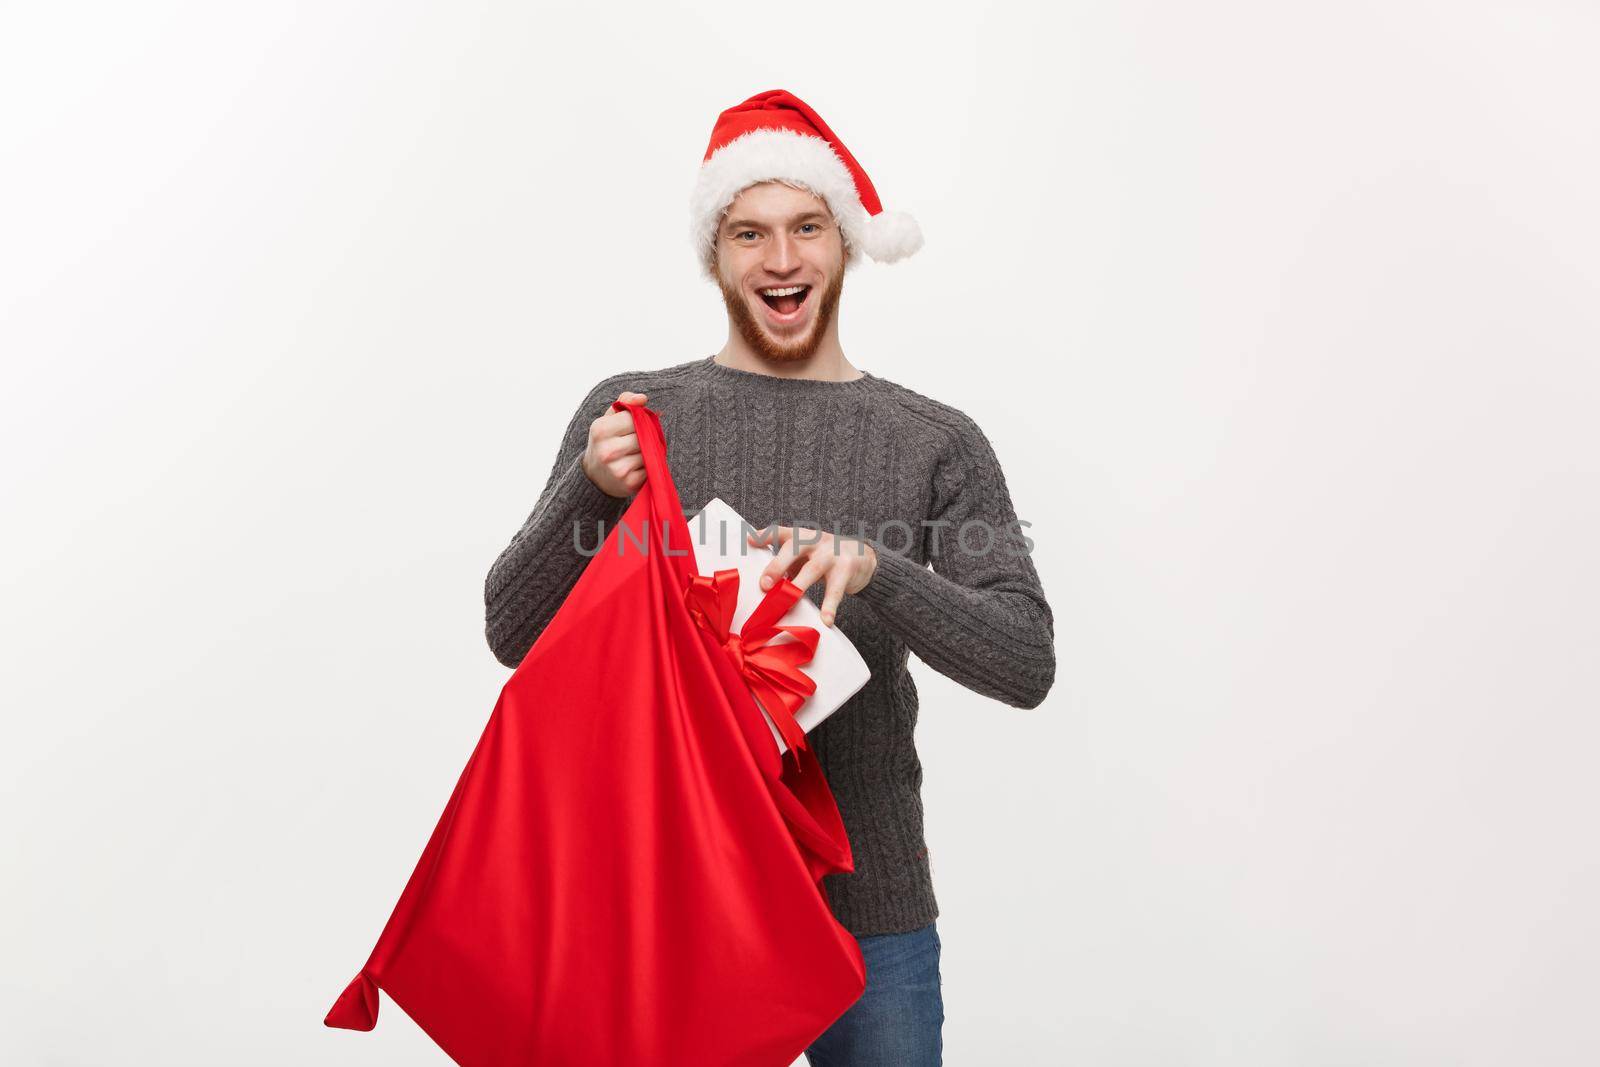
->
<box><xmin>690</xmin><ymin>127</ymin><xmax>919</xmax><ymax>273</ymax></box>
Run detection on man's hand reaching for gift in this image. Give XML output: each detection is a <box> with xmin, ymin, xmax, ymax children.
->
<box><xmin>747</xmin><ymin>525</ymin><xmax>879</xmax><ymax>628</ymax></box>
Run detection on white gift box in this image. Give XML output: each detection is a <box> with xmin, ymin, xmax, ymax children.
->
<box><xmin>687</xmin><ymin>498</ymin><xmax>872</xmax><ymax>754</ymax></box>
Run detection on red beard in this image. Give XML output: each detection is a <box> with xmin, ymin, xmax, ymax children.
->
<box><xmin>718</xmin><ymin>266</ymin><xmax>846</xmax><ymax>364</ymax></box>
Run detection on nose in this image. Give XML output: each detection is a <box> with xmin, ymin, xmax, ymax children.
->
<box><xmin>763</xmin><ymin>231</ymin><xmax>801</xmax><ymax>276</ymax></box>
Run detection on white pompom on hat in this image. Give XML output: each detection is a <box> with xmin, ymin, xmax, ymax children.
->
<box><xmin>690</xmin><ymin>89</ymin><xmax>923</xmax><ymax>276</ymax></box>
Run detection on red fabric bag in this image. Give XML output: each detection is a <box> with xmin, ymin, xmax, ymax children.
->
<box><xmin>324</xmin><ymin>398</ymin><xmax>866</xmax><ymax>1064</ymax></box>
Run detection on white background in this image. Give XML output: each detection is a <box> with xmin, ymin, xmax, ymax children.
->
<box><xmin>3</xmin><ymin>2</ymin><xmax>1597</xmax><ymax>1064</ymax></box>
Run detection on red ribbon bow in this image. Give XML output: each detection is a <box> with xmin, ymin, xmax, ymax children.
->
<box><xmin>684</xmin><ymin>568</ymin><xmax>821</xmax><ymax>767</ymax></box>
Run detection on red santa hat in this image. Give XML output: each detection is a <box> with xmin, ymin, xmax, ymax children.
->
<box><xmin>690</xmin><ymin>89</ymin><xmax>924</xmax><ymax>276</ymax></box>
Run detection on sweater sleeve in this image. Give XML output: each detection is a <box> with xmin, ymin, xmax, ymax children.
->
<box><xmin>851</xmin><ymin>416</ymin><xmax>1057</xmax><ymax>709</ymax></box>
<box><xmin>483</xmin><ymin>380</ymin><xmax>634</xmax><ymax>668</ymax></box>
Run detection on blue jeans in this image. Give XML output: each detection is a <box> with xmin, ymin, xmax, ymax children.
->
<box><xmin>804</xmin><ymin>921</ymin><xmax>944</xmax><ymax>1066</ymax></box>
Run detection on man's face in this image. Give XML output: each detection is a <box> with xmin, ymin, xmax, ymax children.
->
<box><xmin>714</xmin><ymin>182</ymin><xmax>847</xmax><ymax>364</ymax></box>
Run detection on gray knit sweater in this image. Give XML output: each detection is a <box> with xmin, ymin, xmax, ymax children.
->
<box><xmin>484</xmin><ymin>354</ymin><xmax>1056</xmax><ymax>936</ymax></box>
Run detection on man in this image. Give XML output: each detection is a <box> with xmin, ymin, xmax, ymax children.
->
<box><xmin>484</xmin><ymin>89</ymin><xmax>1055</xmax><ymax>1066</ymax></box>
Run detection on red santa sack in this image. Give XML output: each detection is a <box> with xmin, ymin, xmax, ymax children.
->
<box><xmin>324</xmin><ymin>397</ymin><xmax>866</xmax><ymax>1064</ymax></box>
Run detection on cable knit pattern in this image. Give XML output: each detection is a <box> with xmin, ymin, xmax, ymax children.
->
<box><xmin>483</xmin><ymin>355</ymin><xmax>1056</xmax><ymax>935</ymax></box>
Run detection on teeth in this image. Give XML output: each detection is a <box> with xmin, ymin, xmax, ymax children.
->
<box><xmin>759</xmin><ymin>285</ymin><xmax>808</xmax><ymax>297</ymax></box>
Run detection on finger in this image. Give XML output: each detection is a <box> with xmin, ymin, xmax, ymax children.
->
<box><xmin>595</xmin><ymin>431</ymin><xmax>639</xmax><ymax>464</ymax></box>
<box><xmin>612</xmin><ymin>390</ymin><xmax>648</xmax><ymax>412</ymax></box>
<box><xmin>607</xmin><ymin>451</ymin><xmax>644</xmax><ymax>481</ymax></box>
<box><xmin>819</xmin><ymin>563</ymin><xmax>851</xmax><ymax>627</ymax></box>
<box><xmin>602</xmin><ymin>390</ymin><xmax>647</xmax><ymax>425</ymax></box>
<box><xmin>759</xmin><ymin>528</ymin><xmax>802</xmax><ymax>590</ymax></box>
<box><xmin>593</xmin><ymin>406</ymin><xmax>642</xmax><ymax>442</ymax></box>
<box><xmin>747</xmin><ymin>523</ymin><xmax>791</xmax><ymax>563</ymax></box>
<box><xmin>787</xmin><ymin>549</ymin><xmax>831</xmax><ymax>599</ymax></box>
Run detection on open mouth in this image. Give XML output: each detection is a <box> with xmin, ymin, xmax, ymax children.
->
<box><xmin>757</xmin><ymin>284</ymin><xmax>812</xmax><ymax>319</ymax></box>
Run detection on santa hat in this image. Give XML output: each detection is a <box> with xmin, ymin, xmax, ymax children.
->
<box><xmin>689</xmin><ymin>89</ymin><xmax>924</xmax><ymax>276</ymax></box>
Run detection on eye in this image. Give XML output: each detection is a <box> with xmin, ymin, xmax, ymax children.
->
<box><xmin>799</xmin><ymin>223</ymin><xmax>820</xmax><ymax>234</ymax></box>
<box><xmin>735</xmin><ymin>231</ymin><xmax>758</xmax><ymax>241</ymax></box>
